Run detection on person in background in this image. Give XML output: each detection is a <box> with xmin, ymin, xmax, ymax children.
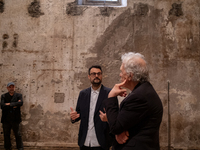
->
<box><xmin>1</xmin><ymin>82</ymin><xmax>23</xmax><ymax>150</ymax></box>
<box><xmin>70</xmin><ymin>65</ymin><xmax>112</xmax><ymax>150</ymax></box>
<box><xmin>104</xmin><ymin>52</ymin><xmax>163</xmax><ymax>150</ymax></box>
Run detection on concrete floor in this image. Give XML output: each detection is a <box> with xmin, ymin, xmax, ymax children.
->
<box><xmin>1</xmin><ymin>145</ymin><xmax>200</xmax><ymax>150</ymax></box>
<box><xmin>0</xmin><ymin>144</ymin><xmax>79</xmax><ymax>150</ymax></box>
<box><xmin>0</xmin><ymin>146</ymin><xmax>79</xmax><ymax>150</ymax></box>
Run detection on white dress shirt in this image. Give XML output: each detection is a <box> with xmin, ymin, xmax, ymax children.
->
<box><xmin>84</xmin><ymin>85</ymin><xmax>101</xmax><ymax>147</ymax></box>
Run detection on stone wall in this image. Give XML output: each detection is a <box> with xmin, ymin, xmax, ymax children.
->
<box><xmin>0</xmin><ymin>0</ymin><xmax>199</xmax><ymax>149</ymax></box>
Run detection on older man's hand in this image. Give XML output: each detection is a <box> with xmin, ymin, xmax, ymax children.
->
<box><xmin>108</xmin><ymin>80</ymin><xmax>127</xmax><ymax>98</ymax></box>
<box><xmin>115</xmin><ymin>131</ymin><xmax>129</xmax><ymax>144</ymax></box>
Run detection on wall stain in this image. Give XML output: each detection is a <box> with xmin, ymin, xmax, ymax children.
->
<box><xmin>75</xmin><ymin>4</ymin><xmax>164</xmax><ymax>89</ymax></box>
<box><xmin>2</xmin><ymin>41</ymin><xmax>7</xmax><ymax>49</ymax></box>
<box><xmin>22</xmin><ymin>105</ymin><xmax>43</xmax><ymax>141</ymax></box>
<box><xmin>3</xmin><ymin>34</ymin><xmax>9</xmax><ymax>39</ymax></box>
<box><xmin>51</xmin><ymin>79</ymin><xmax>62</xmax><ymax>84</ymax></box>
<box><xmin>54</xmin><ymin>93</ymin><xmax>65</xmax><ymax>103</ymax></box>
<box><xmin>0</xmin><ymin>0</ymin><xmax>4</xmax><ymax>13</ymax></box>
<box><xmin>1</xmin><ymin>49</ymin><xmax>40</xmax><ymax>53</ymax></box>
<box><xmin>0</xmin><ymin>1</ymin><xmax>199</xmax><ymax>148</ymax></box>
<box><xmin>169</xmin><ymin>3</ymin><xmax>183</xmax><ymax>17</ymax></box>
<box><xmin>28</xmin><ymin>0</ymin><xmax>44</xmax><ymax>18</ymax></box>
<box><xmin>167</xmin><ymin>3</ymin><xmax>184</xmax><ymax>27</ymax></box>
<box><xmin>13</xmin><ymin>33</ymin><xmax>19</xmax><ymax>48</ymax></box>
<box><xmin>172</xmin><ymin>113</ymin><xmax>200</xmax><ymax>146</ymax></box>
<box><xmin>30</xmin><ymin>104</ymin><xmax>35</xmax><ymax>109</ymax></box>
<box><xmin>66</xmin><ymin>1</ymin><xmax>86</xmax><ymax>16</ymax></box>
<box><xmin>73</xmin><ymin>4</ymin><xmax>200</xmax><ymax>148</ymax></box>
<box><xmin>99</xmin><ymin>7</ymin><xmax>114</xmax><ymax>17</ymax></box>
<box><xmin>22</xmin><ymin>105</ymin><xmax>71</xmax><ymax>142</ymax></box>
<box><xmin>135</xmin><ymin>3</ymin><xmax>149</xmax><ymax>16</ymax></box>
<box><xmin>40</xmin><ymin>69</ymin><xmax>68</xmax><ymax>71</ymax></box>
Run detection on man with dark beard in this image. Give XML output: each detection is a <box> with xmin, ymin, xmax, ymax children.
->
<box><xmin>70</xmin><ymin>65</ymin><xmax>112</xmax><ymax>150</ymax></box>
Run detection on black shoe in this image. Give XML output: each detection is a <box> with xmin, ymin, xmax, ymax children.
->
<box><xmin>18</xmin><ymin>148</ymin><xmax>23</xmax><ymax>150</ymax></box>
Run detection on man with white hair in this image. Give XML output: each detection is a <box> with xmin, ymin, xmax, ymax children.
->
<box><xmin>104</xmin><ymin>52</ymin><xmax>163</xmax><ymax>150</ymax></box>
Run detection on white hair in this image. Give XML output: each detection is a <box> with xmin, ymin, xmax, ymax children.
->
<box><xmin>121</xmin><ymin>52</ymin><xmax>149</xmax><ymax>82</ymax></box>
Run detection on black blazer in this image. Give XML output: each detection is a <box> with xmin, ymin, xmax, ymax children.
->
<box><xmin>72</xmin><ymin>85</ymin><xmax>111</xmax><ymax>149</ymax></box>
<box><xmin>1</xmin><ymin>92</ymin><xmax>23</xmax><ymax>123</ymax></box>
<box><xmin>104</xmin><ymin>82</ymin><xmax>163</xmax><ymax>150</ymax></box>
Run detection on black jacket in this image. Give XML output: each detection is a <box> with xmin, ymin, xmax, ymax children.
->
<box><xmin>72</xmin><ymin>85</ymin><xmax>111</xmax><ymax>149</ymax></box>
<box><xmin>1</xmin><ymin>92</ymin><xmax>23</xmax><ymax>123</ymax></box>
<box><xmin>105</xmin><ymin>82</ymin><xmax>163</xmax><ymax>150</ymax></box>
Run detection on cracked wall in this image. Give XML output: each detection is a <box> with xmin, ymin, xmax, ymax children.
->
<box><xmin>0</xmin><ymin>0</ymin><xmax>200</xmax><ymax>149</ymax></box>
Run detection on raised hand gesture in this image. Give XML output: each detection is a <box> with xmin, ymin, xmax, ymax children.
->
<box><xmin>99</xmin><ymin>108</ymin><xmax>107</xmax><ymax>122</ymax></box>
<box><xmin>70</xmin><ymin>107</ymin><xmax>80</xmax><ymax>121</ymax></box>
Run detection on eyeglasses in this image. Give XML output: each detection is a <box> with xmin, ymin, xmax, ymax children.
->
<box><xmin>90</xmin><ymin>72</ymin><xmax>102</xmax><ymax>76</ymax></box>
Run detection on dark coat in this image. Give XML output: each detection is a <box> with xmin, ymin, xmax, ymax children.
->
<box><xmin>104</xmin><ymin>82</ymin><xmax>163</xmax><ymax>150</ymax></box>
<box><xmin>1</xmin><ymin>92</ymin><xmax>23</xmax><ymax>123</ymax></box>
<box><xmin>72</xmin><ymin>85</ymin><xmax>111</xmax><ymax>149</ymax></box>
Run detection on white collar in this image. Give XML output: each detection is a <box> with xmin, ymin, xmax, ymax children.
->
<box><xmin>91</xmin><ymin>85</ymin><xmax>101</xmax><ymax>93</ymax></box>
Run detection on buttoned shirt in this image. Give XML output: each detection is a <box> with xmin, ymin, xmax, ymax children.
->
<box><xmin>84</xmin><ymin>85</ymin><xmax>101</xmax><ymax>147</ymax></box>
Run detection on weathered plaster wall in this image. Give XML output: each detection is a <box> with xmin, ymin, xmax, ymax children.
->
<box><xmin>0</xmin><ymin>0</ymin><xmax>200</xmax><ymax>149</ymax></box>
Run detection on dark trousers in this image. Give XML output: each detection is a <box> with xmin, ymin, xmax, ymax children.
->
<box><xmin>3</xmin><ymin>122</ymin><xmax>23</xmax><ymax>149</ymax></box>
<box><xmin>80</xmin><ymin>145</ymin><xmax>104</xmax><ymax>150</ymax></box>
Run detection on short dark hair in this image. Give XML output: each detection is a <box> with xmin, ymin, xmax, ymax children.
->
<box><xmin>88</xmin><ymin>65</ymin><xmax>102</xmax><ymax>75</ymax></box>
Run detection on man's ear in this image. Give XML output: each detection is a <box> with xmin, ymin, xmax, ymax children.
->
<box><xmin>128</xmin><ymin>73</ymin><xmax>133</xmax><ymax>81</ymax></box>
